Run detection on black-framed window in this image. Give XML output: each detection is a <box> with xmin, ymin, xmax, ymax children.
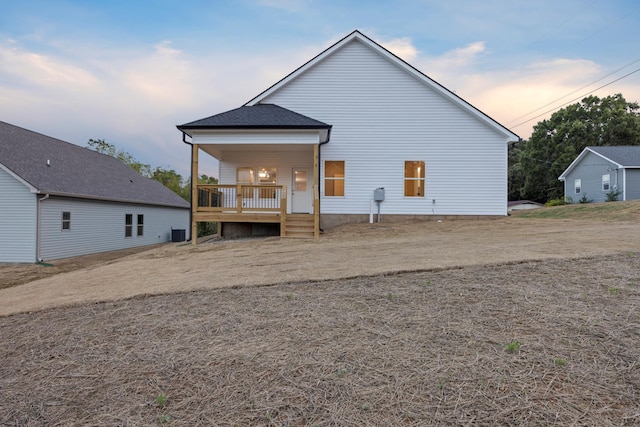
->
<box><xmin>125</xmin><ymin>214</ymin><xmax>133</xmax><ymax>238</ymax></box>
<box><xmin>62</xmin><ymin>211</ymin><xmax>71</xmax><ymax>230</ymax></box>
<box><xmin>137</xmin><ymin>214</ymin><xmax>144</xmax><ymax>237</ymax></box>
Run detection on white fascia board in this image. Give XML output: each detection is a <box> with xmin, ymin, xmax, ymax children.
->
<box><xmin>189</xmin><ymin>129</ymin><xmax>322</xmax><ymax>144</ymax></box>
<box><xmin>246</xmin><ymin>30</ymin><xmax>520</xmax><ymax>143</ymax></box>
<box><xmin>0</xmin><ymin>161</ymin><xmax>38</xmax><ymax>193</ymax></box>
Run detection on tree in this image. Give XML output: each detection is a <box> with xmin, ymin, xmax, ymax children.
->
<box><xmin>517</xmin><ymin>94</ymin><xmax>640</xmax><ymax>202</ymax></box>
<box><xmin>151</xmin><ymin>167</ymin><xmax>190</xmax><ymax>200</ymax></box>
<box><xmin>87</xmin><ymin>139</ymin><xmax>152</xmax><ymax>177</ymax></box>
<box><xmin>508</xmin><ymin>143</ymin><xmax>525</xmax><ymax>201</ymax></box>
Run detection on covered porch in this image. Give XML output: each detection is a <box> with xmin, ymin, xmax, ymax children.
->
<box><xmin>177</xmin><ymin>104</ymin><xmax>331</xmax><ymax>242</ymax></box>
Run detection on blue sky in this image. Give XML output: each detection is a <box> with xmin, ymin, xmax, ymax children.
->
<box><xmin>2</xmin><ymin>0</ymin><xmax>640</xmax><ymax>177</ymax></box>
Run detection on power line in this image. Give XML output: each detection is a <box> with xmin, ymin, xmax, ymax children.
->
<box><xmin>509</xmin><ymin>65</ymin><xmax>640</xmax><ymax>131</ymax></box>
<box><xmin>506</xmin><ymin>56</ymin><xmax>640</xmax><ymax>125</ymax></box>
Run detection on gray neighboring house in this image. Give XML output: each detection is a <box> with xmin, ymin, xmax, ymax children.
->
<box><xmin>559</xmin><ymin>146</ymin><xmax>640</xmax><ymax>203</ymax></box>
<box><xmin>0</xmin><ymin>121</ymin><xmax>190</xmax><ymax>263</ymax></box>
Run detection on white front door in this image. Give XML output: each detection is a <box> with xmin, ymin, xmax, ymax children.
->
<box><xmin>291</xmin><ymin>168</ymin><xmax>312</xmax><ymax>213</ymax></box>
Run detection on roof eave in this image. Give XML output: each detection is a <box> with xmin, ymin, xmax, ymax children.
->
<box><xmin>38</xmin><ymin>191</ymin><xmax>190</xmax><ymax>209</ymax></box>
<box><xmin>177</xmin><ymin>124</ymin><xmax>332</xmax><ymax>131</ymax></box>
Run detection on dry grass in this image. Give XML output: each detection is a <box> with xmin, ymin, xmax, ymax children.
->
<box><xmin>1</xmin><ymin>255</ymin><xmax>640</xmax><ymax>426</ymax></box>
<box><xmin>1</xmin><ymin>204</ymin><xmax>640</xmax><ymax>425</ymax></box>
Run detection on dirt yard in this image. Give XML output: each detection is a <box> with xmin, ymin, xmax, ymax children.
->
<box><xmin>2</xmin><ymin>216</ymin><xmax>640</xmax><ymax>317</ymax></box>
<box><xmin>1</xmin><ymin>214</ymin><xmax>639</xmax><ymax>425</ymax></box>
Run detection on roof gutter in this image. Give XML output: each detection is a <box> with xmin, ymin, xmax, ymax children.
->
<box><xmin>317</xmin><ymin>127</ymin><xmax>332</xmax><ymax>232</ymax></box>
<box><xmin>36</xmin><ymin>193</ymin><xmax>50</xmax><ymax>262</ymax></box>
<box><xmin>182</xmin><ymin>131</ymin><xmax>194</xmax><ymax>242</ymax></box>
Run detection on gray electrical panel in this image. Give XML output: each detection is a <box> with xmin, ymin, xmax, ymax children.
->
<box><xmin>374</xmin><ymin>188</ymin><xmax>385</xmax><ymax>201</ymax></box>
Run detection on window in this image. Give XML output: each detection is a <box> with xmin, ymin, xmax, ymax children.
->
<box><xmin>137</xmin><ymin>214</ymin><xmax>144</xmax><ymax>237</ymax></box>
<box><xmin>602</xmin><ymin>174</ymin><xmax>610</xmax><ymax>192</ymax></box>
<box><xmin>237</xmin><ymin>167</ymin><xmax>255</xmax><ymax>184</ymax></box>
<box><xmin>258</xmin><ymin>167</ymin><xmax>277</xmax><ymax>198</ymax></box>
<box><xmin>574</xmin><ymin>179</ymin><xmax>581</xmax><ymax>194</ymax></box>
<box><xmin>404</xmin><ymin>161</ymin><xmax>425</xmax><ymax>197</ymax></box>
<box><xmin>237</xmin><ymin>167</ymin><xmax>255</xmax><ymax>199</ymax></box>
<box><xmin>61</xmin><ymin>211</ymin><xmax>71</xmax><ymax>230</ymax></box>
<box><xmin>125</xmin><ymin>214</ymin><xmax>133</xmax><ymax>238</ymax></box>
<box><xmin>324</xmin><ymin>161</ymin><xmax>345</xmax><ymax>196</ymax></box>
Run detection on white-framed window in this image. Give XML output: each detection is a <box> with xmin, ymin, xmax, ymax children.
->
<box><xmin>237</xmin><ymin>167</ymin><xmax>255</xmax><ymax>199</ymax></box>
<box><xmin>574</xmin><ymin>179</ymin><xmax>581</xmax><ymax>194</ymax></box>
<box><xmin>404</xmin><ymin>161</ymin><xmax>425</xmax><ymax>197</ymax></box>
<box><xmin>258</xmin><ymin>167</ymin><xmax>277</xmax><ymax>198</ymax></box>
<box><xmin>61</xmin><ymin>211</ymin><xmax>71</xmax><ymax>231</ymax></box>
<box><xmin>324</xmin><ymin>161</ymin><xmax>345</xmax><ymax>197</ymax></box>
<box><xmin>602</xmin><ymin>174</ymin><xmax>610</xmax><ymax>192</ymax></box>
<box><xmin>236</xmin><ymin>167</ymin><xmax>255</xmax><ymax>184</ymax></box>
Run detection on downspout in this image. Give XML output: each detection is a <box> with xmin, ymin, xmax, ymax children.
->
<box><xmin>36</xmin><ymin>193</ymin><xmax>50</xmax><ymax>262</ymax></box>
<box><xmin>317</xmin><ymin>127</ymin><xmax>332</xmax><ymax>232</ymax></box>
<box><xmin>182</xmin><ymin>132</ymin><xmax>194</xmax><ymax>242</ymax></box>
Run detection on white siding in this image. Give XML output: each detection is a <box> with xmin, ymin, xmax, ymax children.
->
<box><xmin>39</xmin><ymin>197</ymin><xmax>189</xmax><ymax>261</ymax></box>
<box><xmin>261</xmin><ymin>39</ymin><xmax>508</xmax><ymax>216</ymax></box>
<box><xmin>0</xmin><ymin>167</ymin><xmax>37</xmax><ymax>263</ymax></box>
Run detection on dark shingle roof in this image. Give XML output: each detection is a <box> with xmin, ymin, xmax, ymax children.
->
<box><xmin>589</xmin><ymin>146</ymin><xmax>640</xmax><ymax>167</ymax></box>
<box><xmin>0</xmin><ymin>121</ymin><xmax>189</xmax><ymax>208</ymax></box>
<box><xmin>177</xmin><ymin>103</ymin><xmax>331</xmax><ymax>130</ymax></box>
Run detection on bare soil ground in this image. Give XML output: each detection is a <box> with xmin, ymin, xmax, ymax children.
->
<box><xmin>1</xmin><ymin>210</ymin><xmax>640</xmax><ymax>425</ymax></box>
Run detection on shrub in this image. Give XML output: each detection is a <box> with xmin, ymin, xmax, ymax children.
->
<box><xmin>546</xmin><ymin>198</ymin><xmax>567</xmax><ymax>207</ymax></box>
<box><xmin>605</xmin><ymin>189</ymin><xmax>622</xmax><ymax>202</ymax></box>
<box><xmin>579</xmin><ymin>193</ymin><xmax>593</xmax><ymax>204</ymax></box>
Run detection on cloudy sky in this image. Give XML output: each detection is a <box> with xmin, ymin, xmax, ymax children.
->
<box><xmin>2</xmin><ymin>0</ymin><xmax>640</xmax><ymax>177</ymax></box>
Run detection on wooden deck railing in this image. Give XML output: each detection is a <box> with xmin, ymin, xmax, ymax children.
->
<box><xmin>196</xmin><ymin>184</ymin><xmax>286</xmax><ymax>213</ymax></box>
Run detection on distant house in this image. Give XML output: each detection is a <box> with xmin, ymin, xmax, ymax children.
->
<box><xmin>177</xmin><ymin>30</ymin><xmax>519</xmax><ymax>239</ymax></box>
<box><xmin>0</xmin><ymin>121</ymin><xmax>190</xmax><ymax>263</ymax></box>
<box><xmin>558</xmin><ymin>146</ymin><xmax>640</xmax><ymax>203</ymax></box>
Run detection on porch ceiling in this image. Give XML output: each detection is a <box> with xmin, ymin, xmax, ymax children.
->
<box><xmin>200</xmin><ymin>143</ymin><xmax>314</xmax><ymax>159</ymax></box>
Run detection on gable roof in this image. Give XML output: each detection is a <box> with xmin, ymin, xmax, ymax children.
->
<box><xmin>559</xmin><ymin>145</ymin><xmax>640</xmax><ymax>180</ymax></box>
<box><xmin>245</xmin><ymin>30</ymin><xmax>520</xmax><ymax>143</ymax></box>
<box><xmin>177</xmin><ymin>104</ymin><xmax>331</xmax><ymax>133</ymax></box>
<box><xmin>588</xmin><ymin>146</ymin><xmax>640</xmax><ymax>167</ymax></box>
<box><xmin>0</xmin><ymin>121</ymin><xmax>189</xmax><ymax>208</ymax></box>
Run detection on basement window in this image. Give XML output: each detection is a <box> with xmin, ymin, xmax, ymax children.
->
<box><xmin>125</xmin><ymin>214</ymin><xmax>133</xmax><ymax>238</ymax></box>
<box><xmin>61</xmin><ymin>211</ymin><xmax>71</xmax><ymax>231</ymax></box>
<box><xmin>137</xmin><ymin>214</ymin><xmax>144</xmax><ymax>237</ymax></box>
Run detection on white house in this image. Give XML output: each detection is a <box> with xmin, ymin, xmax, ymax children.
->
<box><xmin>0</xmin><ymin>121</ymin><xmax>190</xmax><ymax>263</ymax></box>
<box><xmin>177</xmin><ymin>30</ymin><xmax>519</xmax><ymax>239</ymax></box>
<box><xmin>559</xmin><ymin>146</ymin><xmax>640</xmax><ymax>203</ymax></box>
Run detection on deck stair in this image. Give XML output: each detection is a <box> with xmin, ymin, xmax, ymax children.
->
<box><xmin>284</xmin><ymin>214</ymin><xmax>315</xmax><ymax>238</ymax></box>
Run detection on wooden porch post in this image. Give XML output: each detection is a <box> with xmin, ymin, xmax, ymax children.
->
<box><xmin>191</xmin><ymin>144</ymin><xmax>199</xmax><ymax>245</ymax></box>
<box><xmin>313</xmin><ymin>144</ymin><xmax>320</xmax><ymax>238</ymax></box>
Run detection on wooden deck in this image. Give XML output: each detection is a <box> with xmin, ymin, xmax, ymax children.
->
<box><xmin>193</xmin><ymin>184</ymin><xmax>318</xmax><ymax>239</ymax></box>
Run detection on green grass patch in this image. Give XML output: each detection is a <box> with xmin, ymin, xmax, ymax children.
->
<box><xmin>513</xmin><ymin>200</ymin><xmax>640</xmax><ymax>221</ymax></box>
